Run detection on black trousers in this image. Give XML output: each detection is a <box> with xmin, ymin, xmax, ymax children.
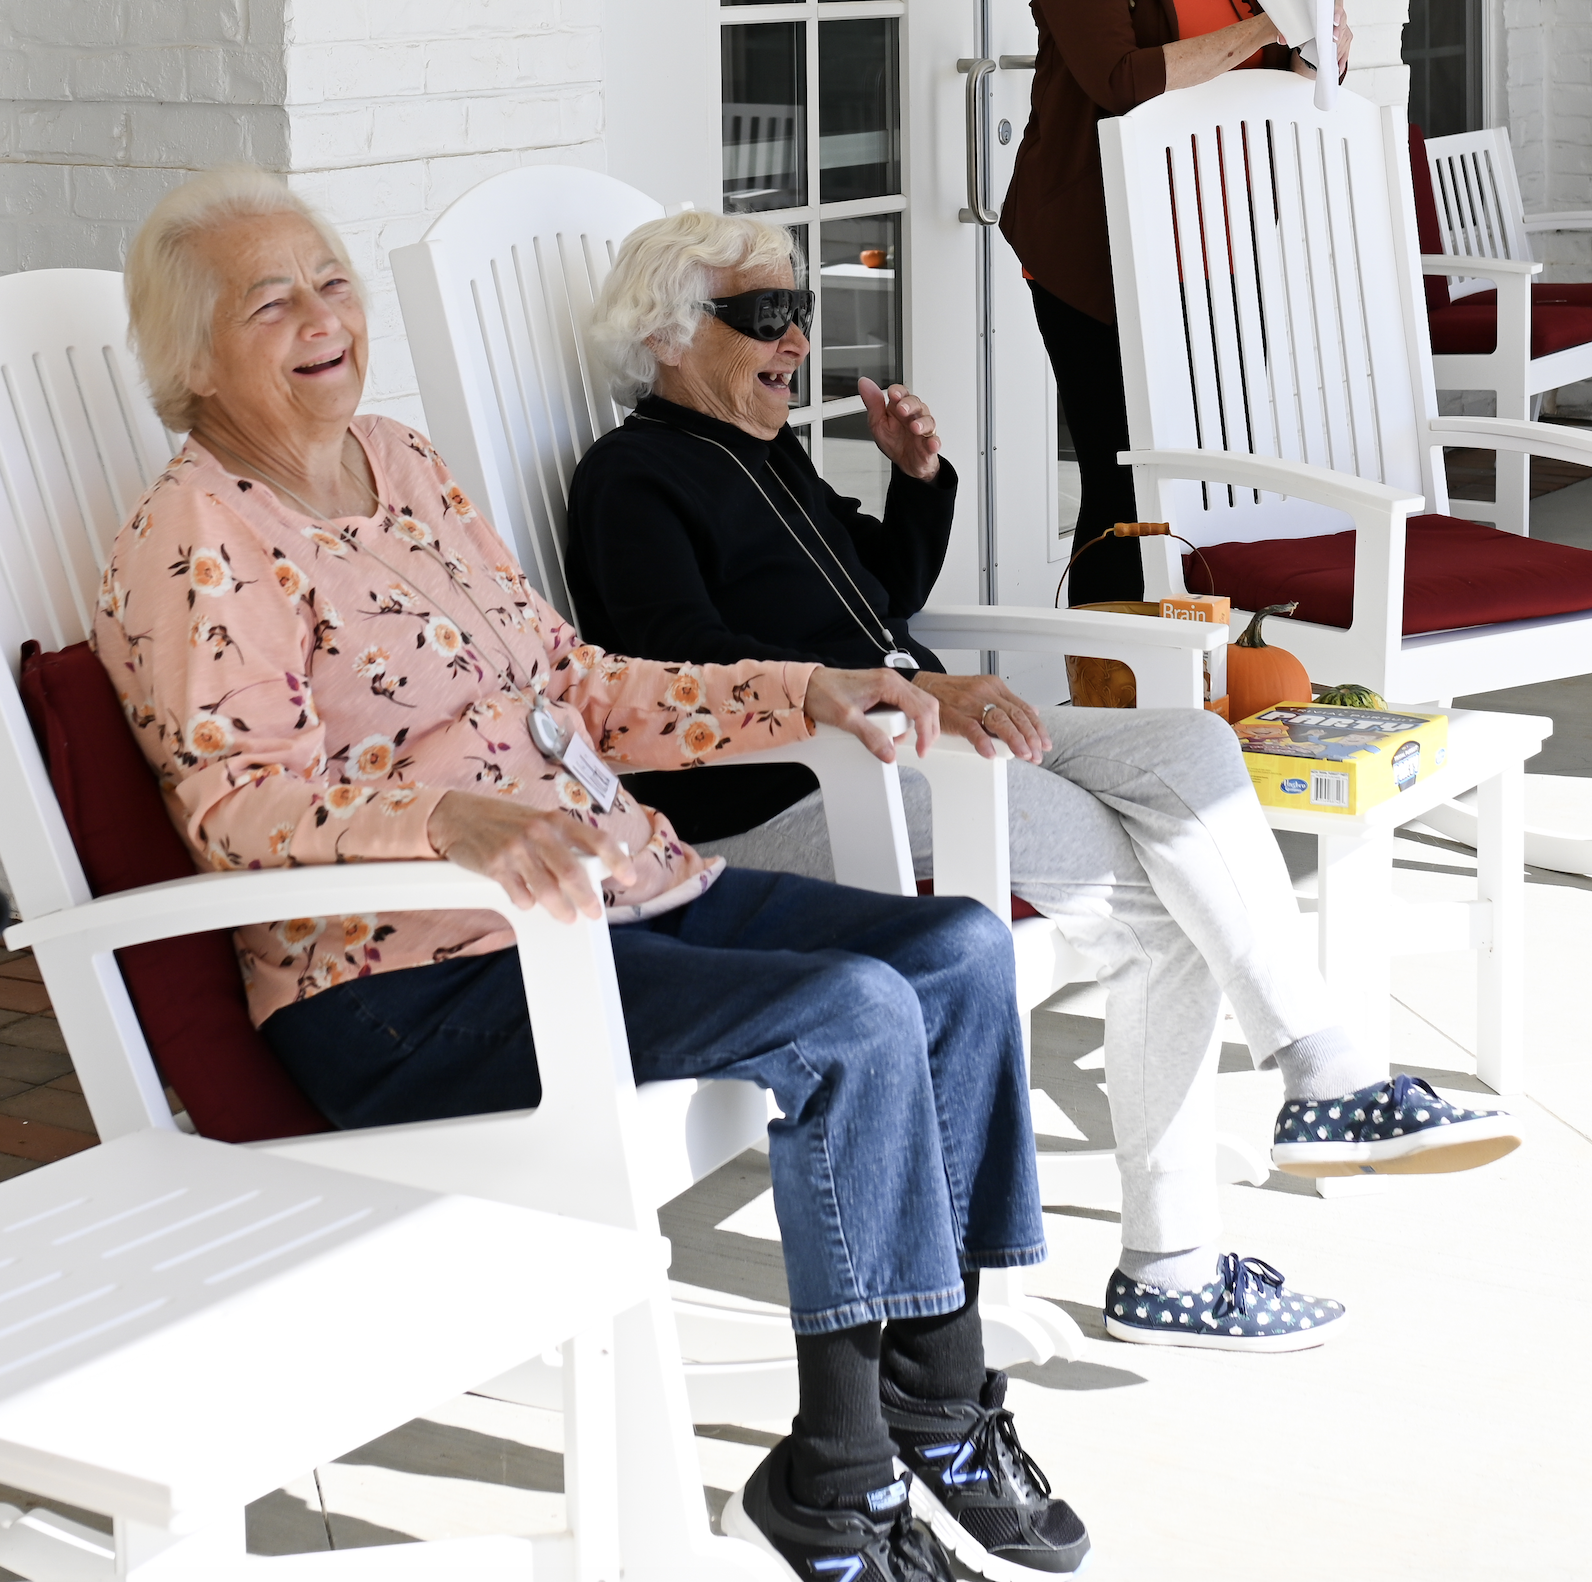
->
<box><xmin>1028</xmin><ymin>280</ymin><xmax>1144</xmax><ymax>605</ymax></box>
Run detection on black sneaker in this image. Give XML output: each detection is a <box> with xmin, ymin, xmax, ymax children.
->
<box><xmin>723</xmin><ymin>1436</ymin><xmax>953</xmax><ymax>1582</ymax></box>
<box><xmin>880</xmin><ymin>1371</ymin><xmax>1090</xmax><ymax>1578</ymax></box>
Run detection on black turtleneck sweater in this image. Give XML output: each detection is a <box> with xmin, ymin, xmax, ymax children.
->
<box><xmin>564</xmin><ymin>395</ymin><xmax>958</xmax><ymax>842</ymax></box>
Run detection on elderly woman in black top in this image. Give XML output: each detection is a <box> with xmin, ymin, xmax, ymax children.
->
<box><xmin>567</xmin><ymin>210</ymin><xmax>1520</xmax><ymax>1363</ymax></box>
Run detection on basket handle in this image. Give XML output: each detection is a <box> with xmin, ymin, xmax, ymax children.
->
<box><xmin>1054</xmin><ymin>523</ymin><xmax>1218</xmax><ymax>610</ymax></box>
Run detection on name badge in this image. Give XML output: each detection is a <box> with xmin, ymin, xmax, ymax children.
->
<box><xmin>560</xmin><ymin>732</ymin><xmax>620</xmax><ymax>813</ymax></box>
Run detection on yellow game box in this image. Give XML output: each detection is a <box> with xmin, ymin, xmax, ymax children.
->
<box><xmin>1234</xmin><ymin>702</ymin><xmax>1449</xmax><ymax>815</ymax></box>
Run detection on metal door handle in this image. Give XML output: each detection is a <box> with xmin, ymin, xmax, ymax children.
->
<box><xmin>956</xmin><ymin>57</ymin><xmax>999</xmax><ymax>225</ymax></box>
<box><xmin>998</xmin><ymin>54</ymin><xmax>1036</xmax><ymax>70</ymax></box>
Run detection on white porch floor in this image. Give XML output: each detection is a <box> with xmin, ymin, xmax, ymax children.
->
<box><xmin>1</xmin><ymin>838</ymin><xmax>1585</xmax><ymax>1580</ymax></box>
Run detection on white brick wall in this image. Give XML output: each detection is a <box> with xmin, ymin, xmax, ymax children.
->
<box><xmin>0</xmin><ymin>0</ymin><xmax>603</xmax><ymax>426</ymax></box>
<box><xmin>1345</xmin><ymin>0</ymin><xmax>1412</xmax><ymax>110</ymax></box>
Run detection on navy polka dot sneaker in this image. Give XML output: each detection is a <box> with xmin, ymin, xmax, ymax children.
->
<box><xmin>1103</xmin><ymin>1253</ymin><xmax>1347</xmax><ymax>1352</ymax></box>
<box><xmin>1271</xmin><ymin>1072</ymin><xmax>1522</xmax><ymax>1177</ymax></box>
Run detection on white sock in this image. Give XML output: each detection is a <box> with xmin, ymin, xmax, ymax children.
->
<box><xmin>1117</xmin><ymin>1244</ymin><xmax>1220</xmax><ymax>1292</ymax></box>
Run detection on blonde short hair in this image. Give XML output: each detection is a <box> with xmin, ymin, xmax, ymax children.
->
<box><xmin>124</xmin><ymin>166</ymin><xmax>362</xmax><ymax>431</ymax></box>
<box><xmin>590</xmin><ymin>210</ymin><xmax>800</xmax><ymax>406</ymax></box>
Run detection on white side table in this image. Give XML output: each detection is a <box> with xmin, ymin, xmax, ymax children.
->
<box><xmin>0</xmin><ymin>1129</ymin><xmax>724</xmax><ymax>1581</ymax></box>
<box><xmin>1261</xmin><ymin>706</ymin><xmax>1550</xmax><ymax>1097</ymax></box>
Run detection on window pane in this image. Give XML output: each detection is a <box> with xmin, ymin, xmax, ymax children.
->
<box><xmin>788</xmin><ymin>224</ymin><xmax>812</xmax><ymax>412</ymax></box>
<box><xmin>819</xmin><ymin>214</ymin><xmax>901</xmax><ymax>402</ymax></box>
<box><xmin>722</xmin><ymin>24</ymin><xmax>807</xmax><ymax>214</ymax></box>
<box><xmin>1403</xmin><ymin>0</ymin><xmax>1483</xmax><ymax>138</ymax></box>
<box><xmin>819</xmin><ymin>19</ymin><xmax>900</xmax><ymax>203</ymax></box>
<box><xmin>823</xmin><ymin>411</ymin><xmax>888</xmax><ymax>519</ymax></box>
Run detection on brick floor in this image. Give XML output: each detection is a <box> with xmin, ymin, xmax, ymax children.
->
<box><xmin>0</xmin><ymin>948</ymin><xmax>97</xmax><ymax>1175</ymax></box>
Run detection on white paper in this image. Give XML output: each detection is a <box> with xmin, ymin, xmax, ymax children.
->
<box><xmin>561</xmin><ymin>733</ymin><xmax>620</xmax><ymax>813</ymax></box>
<box><xmin>1254</xmin><ymin>0</ymin><xmax>1338</xmax><ymax>110</ymax></box>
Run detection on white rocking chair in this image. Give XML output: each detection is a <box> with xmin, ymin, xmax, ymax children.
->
<box><xmin>1100</xmin><ymin>73</ymin><xmax>1592</xmax><ymax>703</ymax></box>
<box><xmin>1416</xmin><ymin>123</ymin><xmax>1592</xmax><ymax>535</ymax></box>
<box><xmin>391</xmin><ymin>166</ymin><xmax>1275</xmax><ymax>1386</ymax></box>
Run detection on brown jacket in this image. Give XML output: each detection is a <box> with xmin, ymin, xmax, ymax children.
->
<box><xmin>1000</xmin><ymin>0</ymin><xmax>1289</xmax><ymax>323</ymax></box>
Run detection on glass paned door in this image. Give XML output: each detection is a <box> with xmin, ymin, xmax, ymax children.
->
<box><xmin>719</xmin><ymin>0</ymin><xmax>905</xmax><ymax>475</ymax></box>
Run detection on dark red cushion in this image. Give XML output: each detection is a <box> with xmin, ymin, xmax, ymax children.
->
<box><xmin>1183</xmin><ymin>514</ymin><xmax>1592</xmax><ymax>635</ymax></box>
<box><xmin>18</xmin><ymin>641</ymin><xmax>330</xmax><ymax>1143</ymax></box>
<box><xmin>1459</xmin><ymin>282</ymin><xmax>1592</xmax><ymax>310</ymax></box>
<box><xmin>916</xmin><ymin>877</ymin><xmax>1041</xmax><ymax>923</ymax></box>
<box><xmin>1428</xmin><ymin>300</ymin><xmax>1592</xmax><ymax>358</ymax></box>
<box><xmin>1407</xmin><ymin>125</ymin><xmax>1450</xmax><ymax>314</ymax></box>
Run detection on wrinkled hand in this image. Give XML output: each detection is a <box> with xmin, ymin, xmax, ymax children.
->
<box><xmin>803</xmin><ymin>666</ymin><xmax>940</xmax><ymax>763</ymax></box>
<box><xmin>914</xmin><ymin>673</ymin><xmax>1052</xmax><ymax>763</ymax></box>
<box><xmin>858</xmin><ymin>378</ymin><xmax>942</xmax><ymax>483</ymax></box>
<box><xmin>427</xmin><ymin>790</ymin><xmax>637</xmax><ymax>921</ymax></box>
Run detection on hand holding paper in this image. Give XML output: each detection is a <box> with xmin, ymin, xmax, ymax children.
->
<box><xmin>1254</xmin><ymin>0</ymin><xmax>1339</xmax><ymax>109</ymax></box>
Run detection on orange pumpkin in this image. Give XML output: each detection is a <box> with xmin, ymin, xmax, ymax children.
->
<box><xmin>1227</xmin><ymin>602</ymin><xmax>1311</xmax><ymax>723</ymax></box>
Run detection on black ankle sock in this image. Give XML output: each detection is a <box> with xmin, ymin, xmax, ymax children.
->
<box><xmin>880</xmin><ymin>1269</ymin><xmax>986</xmax><ymax>1403</ymax></box>
<box><xmin>788</xmin><ymin>1322</ymin><xmax>899</xmax><ymax>1508</ymax></box>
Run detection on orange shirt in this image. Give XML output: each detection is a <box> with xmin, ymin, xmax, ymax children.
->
<box><xmin>1174</xmin><ymin>0</ymin><xmax>1265</xmax><ymax>67</ymax></box>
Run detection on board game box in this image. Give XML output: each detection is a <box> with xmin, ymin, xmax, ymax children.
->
<box><xmin>1234</xmin><ymin>702</ymin><xmax>1449</xmax><ymax>815</ymax></box>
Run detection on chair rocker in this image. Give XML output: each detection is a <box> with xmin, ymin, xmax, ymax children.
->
<box><xmin>1100</xmin><ymin>72</ymin><xmax>1592</xmax><ymax>705</ymax></box>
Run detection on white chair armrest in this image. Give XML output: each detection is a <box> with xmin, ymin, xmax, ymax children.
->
<box><xmin>706</xmin><ymin>710</ymin><xmax>914</xmax><ymax>894</ymax></box>
<box><xmin>1120</xmin><ymin>448</ymin><xmax>1424</xmax><ymax>520</ymax></box>
<box><xmin>1418</xmin><ymin>254</ymin><xmax>1543</xmax><ymax>278</ymax></box>
<box><xmin>911</xmin><ymin>603</ymin><xmax>1225</xmax><ymax>710</ymax></box>
<box><xmin>911</xmin><ymin>604</ymin><xmax>1224</xmax><ymax>653</ymax></box>
<box><xmin>5</xmin><ymin>860</ymin><xmax>543</xmax><ymax>955</ymax></box>
<box><xmin>1428</xmin><ymin>416</ymin><xmax>1592</xmax><ymax>467</ymax></box>
<box><xmin>1521</xmin><ymin>212</ymin><xmax>1592</xmax><ymax>233</ymax></box>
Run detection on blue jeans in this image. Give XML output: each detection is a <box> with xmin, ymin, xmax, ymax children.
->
<box><xmin>263</xmin><ymin>868</ymin><xmax>1045</xmax><ymax>1333</ymax></box>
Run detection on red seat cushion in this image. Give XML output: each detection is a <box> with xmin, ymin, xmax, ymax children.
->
<box><xmin>1183</xmin><ymin>514</ymin><xmax>1592</xmax><ymax>635</ymax></box>
<box><xmin>18</xmin><ymin>641</ymin><xmax>331</xmax><ymax>1143</ymax></box>
<box><xmin>1459</xmin><ymin>282</ymin><xmax>1592</xmax><ymax>310</ymax></box>
<box><xmin>1427</xmin><ymin>299</ymin><xmax>1592</xmax><ymax>358</ymax></box>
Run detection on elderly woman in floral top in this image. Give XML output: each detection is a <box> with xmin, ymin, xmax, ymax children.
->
<box><xmin>96</xmin><ymin>168</ymin><xmax>1089</xmax><ymax>1579</ymax></box>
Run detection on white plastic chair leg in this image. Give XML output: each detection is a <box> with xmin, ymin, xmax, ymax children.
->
<box><xmin>978</xmin><ymin>1267</ymin><xmax>1086</xmax><ymax>1366</ymax></box>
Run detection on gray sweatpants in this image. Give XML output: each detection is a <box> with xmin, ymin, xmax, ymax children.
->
<box><xmin>699</xmin><ymin>706</ymin><xmax>1381</xmax><ymax>1254</ymax></box>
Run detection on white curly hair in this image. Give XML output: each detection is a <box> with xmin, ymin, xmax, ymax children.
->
<box><xmin>125</xmin><ymin>165</ymin><xmax>362</xmax><ymax>431</ymax></box>
<box><xmin>590</xmin><ymin>210</ymin><xmax>801</xmax><ymax>407</ymax></box>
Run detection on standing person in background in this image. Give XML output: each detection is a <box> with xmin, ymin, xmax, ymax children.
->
<box><xmin>1000</xmin><ymin>1</ymin><xmax>1351</xmax><ymax>605</ymax></box>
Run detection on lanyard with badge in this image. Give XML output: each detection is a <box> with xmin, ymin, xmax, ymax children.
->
<box><xmin>206</xmin><ymin>434</ymin><xmax>622</xmax><ymax>813</ymax></box>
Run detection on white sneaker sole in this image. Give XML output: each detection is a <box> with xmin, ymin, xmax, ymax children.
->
<box><xmin>1272</xmin><ymin>1114</ymin><xmax>1522</xmax><ymax>1177</ymax></box>
<box><xmin>903</xmin><ymin>1466</ymin><xmax>1091</xmax><ymax>1579</ymax></box>
<box><xmin>721</xmin><ymin>1487</ymin><xmax>802</xmax><ymax>1581</ymax></box>
<box><xmin>1103</xmin><ymin>1311</ymin><xmax>1345</xmax><ymax>1352</ymax></box>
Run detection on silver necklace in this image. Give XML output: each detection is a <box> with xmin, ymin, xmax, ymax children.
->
<box><xmin>636</xmin><ymin>416</ymin><xmax>919</xmax><ymax>672</ymax></box>
<box><xmin>200</xmin><ymin>432</ymin><xmax>576</xmax><ymax>764</ymax></box>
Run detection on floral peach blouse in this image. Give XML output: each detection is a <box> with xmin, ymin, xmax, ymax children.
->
<box><xmin>92</xmin><ymin>417</ymin><xmax>818</xmax><ymax>1026</ymax></box>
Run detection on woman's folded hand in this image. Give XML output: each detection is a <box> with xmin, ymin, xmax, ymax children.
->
<box><xmin>803</xmin><ymin>666</ymin><xmax>940</xmax><ymax>763</ymax></box>
<box><xmin>913</xmin><ymin>673</ymin><xmax>1051</xmax><ymax>763</ymax></box>
<box><xmin>427</xmin><ymin>790</ymin><xmax>638</xmax><ymax>920</ymax></box>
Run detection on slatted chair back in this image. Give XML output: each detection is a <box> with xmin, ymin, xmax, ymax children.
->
<box><xmin>0</xmin><ymin>269</ymin><xmax>175</xmax><ymax>922</ymax></box>
<box><xmin>1422</xmin><ymin>126</ymin><xmax>1532</xmax><ymax>301</ymax></box>
<box><xmin>390</xmin><ymin>167</ymin><xmax>664</xmax><ymax>619</ymax></box>
<box><xmin>1102</xmin><ymin>73</ymin><xmax>1439</xmax><ymax>557</ymax></box>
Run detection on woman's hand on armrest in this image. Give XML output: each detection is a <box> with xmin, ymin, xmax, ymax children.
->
<box><xmin>426</xmin><ymin>791</ymin><xmax>638</xmax><ymax>921</ymax></box>
<box><xmin>803</xmin><ymin>667</ymin><xmax>940</xmax><ymax>763</ymax></box>
<box><xmin>914</xmin><ymin>674</ymin><xmax>1052</xmax><ymax>763</ymax></box>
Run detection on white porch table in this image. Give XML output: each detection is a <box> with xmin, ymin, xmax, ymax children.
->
<box><xmin>0</xmin><ymin>1128</ymin><xmax>659</xmax><ymax>1580</ymax></box>
<box><xmin>1260</xmin><ymin>706</ymin><xmax>1550</xmax><ymax>1097</ymax></box>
